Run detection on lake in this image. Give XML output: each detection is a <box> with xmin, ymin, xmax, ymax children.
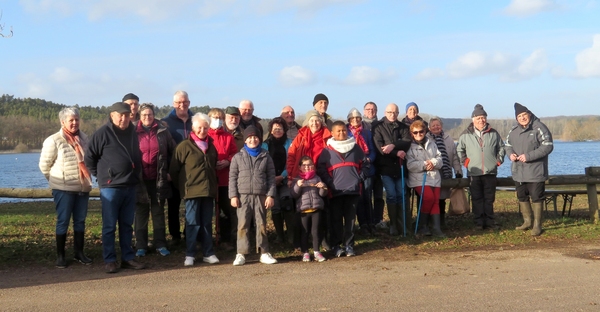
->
<box><xmin>1</xmin><ymin>141</ymin><xmax>599</xmax><ymax>203</ymax></box>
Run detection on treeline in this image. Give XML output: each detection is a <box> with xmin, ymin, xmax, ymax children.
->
<box><xmin>1</xmin><ymin>94</ymin><xmax>598</xmax><ymax>150</ymax></box>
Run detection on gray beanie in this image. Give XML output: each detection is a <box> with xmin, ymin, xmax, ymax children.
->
<box><xmin>303</xmin><ymin>110</ymin><xmax>323</xmax><ymax>127</ymax></box>
<box><xmin>471</xmin><ymin>104</ymin><xmax>487</xmax><ymax>118</ymax></box>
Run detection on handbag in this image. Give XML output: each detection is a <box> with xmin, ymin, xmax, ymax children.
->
<box><xmin>448</xmin><ymin>187</ymin><xmax>469</xmax><ymax>215</ymax></box>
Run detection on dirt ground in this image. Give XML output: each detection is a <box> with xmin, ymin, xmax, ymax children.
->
<box><xmin>1</xmin><ymin>241</ymin><xmax>600</xmax><ymax>311</ymax></box>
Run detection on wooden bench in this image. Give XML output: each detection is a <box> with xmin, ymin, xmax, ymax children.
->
<box><xmin>496</xmin><ymin>187</ymin><xmax>589</xmax><ymax>217</ymax></box>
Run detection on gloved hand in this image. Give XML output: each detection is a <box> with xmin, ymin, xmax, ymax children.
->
<box><xmin>455</xmin><ymin>173</ymin><xmax>463</xmax><ymax>179</ymax></box>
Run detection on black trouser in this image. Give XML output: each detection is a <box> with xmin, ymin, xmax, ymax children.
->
<box><xmin>470</xmin><ymin>175</ymin><xmax>497</xmax><ymax>226</ymax></box>
<box><xmin>330</xmin><ymin>195</ymin><xmax>359</xmax><ymax>248</ymax></box>
<box><xmin>515</xmin><ymin>182</ymin><xmax>545</xmax><ymax>203</ymax></box>
<box><xmin>372</xmin><ymin>174</ymin><xmax>385</xmax><ymax>223</ymax></box>
<box><xmin>300</xmin><ymin>210</ymin><xmax>321</xmax><ymax>253</ymax></box>
<box><xmin>217</xmin><ymin>186</ymin><xmax>237</xmax><ymax>244</ymax></box>
<box><xmin>166</xmin><ymin>184</ymin><xmax>182</xmax><ymax>240</ymax></box>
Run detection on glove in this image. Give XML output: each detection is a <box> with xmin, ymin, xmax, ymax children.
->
<box><xmin>455</xmin><ymin>173</ymin><xmax>463</xmax><ymax>179</ymax></box>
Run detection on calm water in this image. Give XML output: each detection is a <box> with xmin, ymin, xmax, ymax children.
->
<box><xmin>1</xmin><ymin>141</ymin><xmax>600</xmax><ymax>203</ymax></box>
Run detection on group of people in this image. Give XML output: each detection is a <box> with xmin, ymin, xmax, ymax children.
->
<box><xmin>39</xmin><ymin>90</ymin><xmax>553</xmax><ymax>273</ymax></box>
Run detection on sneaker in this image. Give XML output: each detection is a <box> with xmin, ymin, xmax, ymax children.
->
<box><xmin>156</xmin><ymin>247</ymin><xmax>170</xmax><ymax>256</ymax></box>
<box><xmin>233</xmin><ymin>253</ymin><xmax>245</xmax><ymax>266</ymax></box>
<box><xmin>314</xmin><ymin>251</ymin><xmax>326</xmax><ymax>262</ymax></box>
<box><xmin>203</xmin><ymin>255</ymin><xmax>220</xmax><ymax>264</ymax></box>
<box><xmin>334</xmin><ymin>247</ymin><xmax>345</xmax><ymax>258</ymax></box>
<box><xmin>302</xmin><ymin>253</ymin><xmax>311</xmax><ymax>262</ymax></box>
<box><xmin>135</xmin><ymin>249</ymin><xmax>146</xmax><ymax>257</ymax></box>
<box><xmin>346</xmin><ymin>246</ymin><xmax>355</xmax><ymax>257</ymax></box>
<box><xmin>375</xmin><ymin>220</ymin><xmax>388</xmax><ymax>230</ymax></box>
<box><xmin>260</xmin><ymin>253</ymin><xmax>278</xmax><ymax>264</ymax></box>
<box><xmin>105</xmin><ymin>262</ymin><xmax>119</xmax><ymax>274</ymax></box>
<box><xmin>121</xmin><ymin>259</ymin><xmax>146</xmax><ymax>270</ymax></box>
<box><xmin>184</xmin><ymin>256</ymin><xmax>195</xmax><ymax>266</ymax></box>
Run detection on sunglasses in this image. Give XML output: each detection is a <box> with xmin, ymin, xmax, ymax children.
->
<box><xmin>412</xmin><ymin>130</ymin><xmax>425</xmax><ymax>135</ymax></box>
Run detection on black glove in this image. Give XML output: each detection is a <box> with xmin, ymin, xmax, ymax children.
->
<box><xmin>455</xmin><ymin>173</ymin><xmax>463</xmax><ymax>179</ymax></box>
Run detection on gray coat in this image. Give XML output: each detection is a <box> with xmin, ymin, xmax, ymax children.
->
<box><xmin>505</xmin><ymin>115</ymin><xmax>553</xmax><ymax>183</ymax></box>
<box><xmin>456</xmin><ymin>123</ymin><xmax>505</xmax><ymax>176</ymax></box>
<box><xmin>290</xmin><ymin>176</ymin><xmax>328</xmax><ymax>212</ymax></box>
<box><xmin>229</xmin><ymin>148</ymin><xmax>277</xmax><ymax>198</ymax></box>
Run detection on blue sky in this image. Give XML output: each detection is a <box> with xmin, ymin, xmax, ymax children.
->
<box><xmin>1</xmin><ymin>0</ymin><xmax>599</xmax><ymax>120</ymax></box>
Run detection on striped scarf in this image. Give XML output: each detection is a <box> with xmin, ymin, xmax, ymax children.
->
<box><xmin>62</xmin><ymin>127</ymin><xmax>92</xmax><ymax>188</ymax></box>
<box><xmin>431</xmin><ymin>131</ymin><xmax>452</xmax><ymax>179</ymax></box>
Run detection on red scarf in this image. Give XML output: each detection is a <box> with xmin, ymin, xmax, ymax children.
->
<box><xmin>190</xmin><ymin>132</ymin><xmax>208</xmax><ymax>153</ymax></box>
<box><xmin>349</xmin><ymin>125</ymin><xmax>369</xmax><ymax>154</ymax></box>
<box><xmin>62</xmin><ymin>127</ymin><xmax>92</xmax><ymax>187</ymax></box>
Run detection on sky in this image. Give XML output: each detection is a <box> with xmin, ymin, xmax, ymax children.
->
<box><xmin>0</xmin><ymin>0</ymin><xmax>599</xmax><ymax>120</ymax></box>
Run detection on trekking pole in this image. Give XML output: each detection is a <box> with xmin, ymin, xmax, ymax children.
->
<box><xmin>401</xmin><ymin>164</ymin><xmax>406</xmax><ymax>237</ymax></box>
<box><xmin>414</xmin><ymin>172</ymin><xmax>427</xmax><ymax>236</ymax></box>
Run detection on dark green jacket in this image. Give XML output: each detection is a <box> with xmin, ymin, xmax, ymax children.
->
<box><xmin>169</xmin><ymin>136</ymin><xmax>218</xmax><ymax>199</ymax></box>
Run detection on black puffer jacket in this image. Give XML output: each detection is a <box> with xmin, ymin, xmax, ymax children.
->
<box><xmin>372</xmin><ymin>117</ymin><xmax>411</xmax><ymax>178</ymax></box>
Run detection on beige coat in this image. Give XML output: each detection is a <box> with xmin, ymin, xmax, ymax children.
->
<box><xmin>39</xmin><ymin>130</ymin><xmax>92</xmax><ymax>193</ymax></box>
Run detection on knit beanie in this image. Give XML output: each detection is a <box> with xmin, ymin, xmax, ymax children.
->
<box><xmin>122</xmin><ymin>93</ymin><xmax>139</xmax><ymax>102</ymax></box>
<box><xmin>347</xmin><ymin>108</ymin><xmax>362</xmax><ymax>121</ymax></box>
<box><xmin>405</xmin><ymin>102</ymin><xmax>419</xmax><ymax>114</ymax></box>
<box><xmin>313</xmin><ymin>93</ymin><xmax>329</xmax><ymax>106</ymax></box>
<box><xmin>303</xmin><ymin>110</ymin><xmax>323</xmax><ymax>127</ymax></box>
<box><xmin>471</xmin><ymin>104</ymin><xmax>487</xmax><ymax>118</ymax></box>
<box><xmin>243</xmin><ymin>125</ymin><xmax>259</xmax><ymax>141</ymax></box>
<box><xmin>514</xmin><ymin>102</ymin><xmax>530</xmax><ymax>118</ymax></box>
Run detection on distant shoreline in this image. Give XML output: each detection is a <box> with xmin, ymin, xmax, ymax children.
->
<box><xmin>0</xmin><ymin>150</ymin><xmax>41</xmax><ymax>154</ymax></box>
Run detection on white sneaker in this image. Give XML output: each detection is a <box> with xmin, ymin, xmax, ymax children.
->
<box><xmin>203</xmin><ymin>255</ymin><xmax>220</xmax><ymax>264</ymax></box>
<box><xmin>184</xmin><ymin>256</ymin><xmax>194</xmax><ymax>266</ymax></box>
<box><xmin>375</xmin><ymin>220</ymin><xmax>389</xmax><ymax>230</ymax></box>
<box><xmin>260</xmin><ymin>253</ymin><xmax>278</xmax><ymax>264</ymax></box>
<box><xmin>233</xmin><ymin>253</ymin><xmax>245</xmax><ymax>266</ymax></box>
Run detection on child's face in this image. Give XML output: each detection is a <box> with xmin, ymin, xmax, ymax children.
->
<box><xmin>300</xmin><ymin>161</ymin><xmax>314</xmax><ymax>173</ymax></box>
<box><xmin>245</xmin><ymin>135</ymin><xmax>260</xmax><ymax>148</ymax></box>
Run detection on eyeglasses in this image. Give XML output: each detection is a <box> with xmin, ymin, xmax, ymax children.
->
<box><xmin>174</xmin><ymin>101</ymin><xmax>190</xmax><ymax>105</ymax></box>
<box><xmin>385</xmin><ymin>111</ymin><xmax>398</xmax><ymax>115</ymax></box>
<box><xmin>412</xmin><ymin>130</ymin><xmax>425</xmax><ymax>135</ymax></box>
<box><xmin>272</xmin><ymin>128</ymin><xmax>284</xmax><ymax>132</ymax></box>
<box><xmin>282</xmin><ymin>111</ymin><xmax>295</xmax><ymax>115</ymax></box>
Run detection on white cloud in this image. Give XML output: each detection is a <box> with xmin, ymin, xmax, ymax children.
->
<box><xmin>575</xmin><ymin>34</ymin><xmax>600</xmax><ymax>78</ymax></box>
<box><xmin>49</xmin><ymin>67</ymin><xmax>83</xmax><ymax>84</ymax></box>
<box><xmin>506</xmin><ymin>49</ymin><xmax>548</xmax><ymax>80</ymax></box>
<box><xmin>415</xmin><ymin>68</ymin><xmax>444</xmax><ymax>80</ymax></box>
<box><xmin>343</xmin><ymin>66</ymin><xmax>397</xmax><ymax>85</ymax></box>
<box><xmin>278</xmin><ymin>66</ymin><xmax>317</xmax><ymax>87</ymax></box>
<box><xmin>446</xmin><ymin>51</ymin><xmax>517</xmax><ymax>79</ymax></box>
<box><xmin>503</xmin><ymin>0</ymin><xmax>559</xmax><ymax>16</ymax></box>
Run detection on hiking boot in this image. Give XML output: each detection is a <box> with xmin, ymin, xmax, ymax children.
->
<box><xmin>105</xmin><ymin>262</ymin><xmax>119</xmax><ymax>274</ymax></box>
<box><xmin>345</xmin><ymin>246</ymin><xmax>355</xmax><ymax>257</ymax></box>
<box><xmin>184</xmin><ymin>256</ymin><xmax>195</xmax><ymax>266</ymax></box>
<box><xmin>314</xmin><ymin>251</ymin><xmax>326</xmax><ymax>262</ymax></box>
<box><xmin>121</xmin><ymin>259</ymin><xmax>146</xmax><ymax>270</ymax></box>
<box><xmin>375</xmin><ymin>220</ymin><xmax>388</xmax><ymax>230</ymax></box>
<box><xmin>203</xmin><ymin>255</ymin><xmax>220</xmax><ymax>264</ymax></box>
<box><xmin>233</xmin><ymin>254</ymin><xmax>246</xmax><ymax>266</ymax></box>
<box><xmin>302</xmin><ymin>253</ymin><xmax>311</xmax><ymax>262</ymax></box>
<box><xmin>260</xmin><ymin>253</ymin><xmax>277</xmax><ymax>264</ymax></box>
<box><xmin>334</xmin><ymin>247</ymin><xmax>345</xmax><ymax>258</ymax></box>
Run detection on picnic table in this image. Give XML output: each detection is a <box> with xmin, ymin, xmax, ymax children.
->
<box><xmin>496</xmin><ymin>187</ymin><xmax>590</xmax><ymax>217</ymax></box>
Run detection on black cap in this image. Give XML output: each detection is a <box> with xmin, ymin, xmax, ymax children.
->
<box><xmin>471</xmin><ymin>104</ymin><xmax>487</xmax><ymax>118</ymax></box>
<box><xmin>243</xmin><ymin>125</ymin><xmax>259</xmax><ymax>141</ymax></box>
<box><xmin>225</xmin><ymin>106</ymin><xmax>240</xmax><ymax>115</ymax></box>
<box><xmin>514</xmin><ymin>102</ymin><xmax>530</xmax><ymax>118</ymax></box>
<box><xmin>109</xmin><ymin>102</ymin><xmax>131</xmax><ymax>114</ymax></box>
<box><xmin>122</xmin><ymin>93</ymin><xmax>139</xmax><ymax>102</ymax></box>
<box><xmin>313</xmin><ymin>93</ymin><xmax>329</xmax><ymax>106</ymax></box>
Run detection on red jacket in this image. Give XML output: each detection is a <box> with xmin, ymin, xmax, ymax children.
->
<box><xmin>137</xmin><ymin>122</ymin><xmax>160</xmax><ymax>180</ymax></box>
<box><xmin>208</xmin><ymin>127</ymin><xmax>239</xmax><ymax>186</ymax></box>
<box><xmin>286</xmin><ymin>126</ymin><xmax>332</xmax><ymax>179</ymax></box>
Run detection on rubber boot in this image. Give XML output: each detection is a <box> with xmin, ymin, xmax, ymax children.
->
<box><xmin>56</xmin><ymin>234</ymin><xmax>67</xmax><ymax>268</ymax></box>
<box><xmin>431</xmin><ymin>214</ymin><xmax>446</xmax><ymax>238</ymax></box>
<box><xmin>74</xmin><ymin>231</ymin><xmax>92</xmax><ymax>265</ymax></box>
<box><xmin>416</xmin><ymin>213</ymin><xmax>431</xmax><ymax>236</ymax></box>
<box><xmin>439</xmin><ymin>200</ymin><xmax>447</xmax><ymax>230</ymax></box>
<box><xmin>388</xmin><ymin>203</ymin><xmax>399</xmax><ymax>236</ymax></box>
<box><xmin>397</xmin><ymin>203</ymin><xmax>411</xmax><ymax>236</ymax></box>
<box><xmin>271</xmin><ymin>212</ymin><xmax>285</xmax><ymax>243</ymax></box>
<box><xmin>516</xmin><ymin>201</ymin><xmax>533</xmax><ymax>231</ymax></box>
<box><xmin>531</xmin><ymin>202</ymin><xmax>543</xmax><ymax>236</ymax></box>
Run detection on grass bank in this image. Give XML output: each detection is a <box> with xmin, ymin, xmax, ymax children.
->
<box><xmin>1</xmin><ymin>188</ymin><xmax>599</xmax><ymax>269</ymax></box>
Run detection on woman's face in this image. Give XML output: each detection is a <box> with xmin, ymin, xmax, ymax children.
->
<box><xmin>349</xmin><ymin>116</ymin><xmax>362</xmax><ymax>127</ymax></box>
<box><xmin>192</xmin><ymin>120</ymin><xmax>209</xmax><ymax>139</ymax></box>
<box><xmin>245</xmin><ymin>135</ymin><xmax>260</xmax><ymax>148</ymax></box>
<box><xmin>61</xmin><ymin>114</ymin><xmax>80</xmax><ymax>133</ymax></box>
<box><xmin>140</xmin><ymin>108</ymin><xmax>155</xmax><ymax>127</ymax></box>
<box><xmin>271</xmin><ymin>123</ymin><xmax>284</xmax><ymax>139</ymax></box>
<box><xmin>411</xmin><ymin>127</ymin><xmax>426</xmax><ymax>141</ymax></box>
<box><xmin>428</xmin><ymin>120</ymin><xmax>443</xmax><ymax>135</ymax></box>
<box><xmin>308</xmin><ymin>116</ymin><xmax>322</xmax><ymax>134</ymax></box>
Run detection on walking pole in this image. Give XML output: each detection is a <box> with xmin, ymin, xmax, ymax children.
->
<box><xmin>401</xmin><ymin>164</ymin><xmax>406</xmax><ymax>237</ymax></box>
<box><xmin>414</xmin><ymin>172</ymin><xmax>427</xmax><ymax>236</ymax></box>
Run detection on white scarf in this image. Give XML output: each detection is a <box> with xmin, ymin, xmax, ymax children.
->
<box><xmin>327</xmin><ymin>137</ymin><xmax>356</xmax><ymax>154</ymax></box>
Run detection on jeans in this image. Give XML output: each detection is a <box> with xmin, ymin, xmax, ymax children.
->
<box><xmin>52</xmin><ymin>190</ymin><xmax>89</xmax><ymax>235</ymax></box>
<box><xmin>185</xmin><ymin>197</ymin><xmax>215</xmax><ymax>258</ymax></box>
<box><xmin>100</xmin><ymin>187</ymin><xmax>136</xmax><ymax>263</ymax></box>
<box><xmin>380</xmin><ymin>175</ymin><xmax>407</xmax><ymax>205</ymax></box>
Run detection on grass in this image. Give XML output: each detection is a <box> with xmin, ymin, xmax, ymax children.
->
<box><xmin>1</xmin><ymin>188</ymin><xmax>599</xmax><ymax>269</ymax></box>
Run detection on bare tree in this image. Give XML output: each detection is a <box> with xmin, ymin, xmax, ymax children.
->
<box><xmin>1</xmin><ymin>10</ymin><xmax>14</xmax><ymax>38</ymax></box>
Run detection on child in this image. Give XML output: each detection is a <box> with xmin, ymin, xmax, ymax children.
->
<box><xmin>290</xmin><ymin>156</ymin><xmax>328</xmax><ymax>262</ymax></box>
<box><xmin>229</xmin><ymin>126</ymin><xmax>278</xmax><ymax>266</ymax></box>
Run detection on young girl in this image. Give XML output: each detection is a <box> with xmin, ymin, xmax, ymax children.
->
<box><xmin>290</xmin><ymin>156</ymin><xmax>328</xmax><ymax>262</ymax></box>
